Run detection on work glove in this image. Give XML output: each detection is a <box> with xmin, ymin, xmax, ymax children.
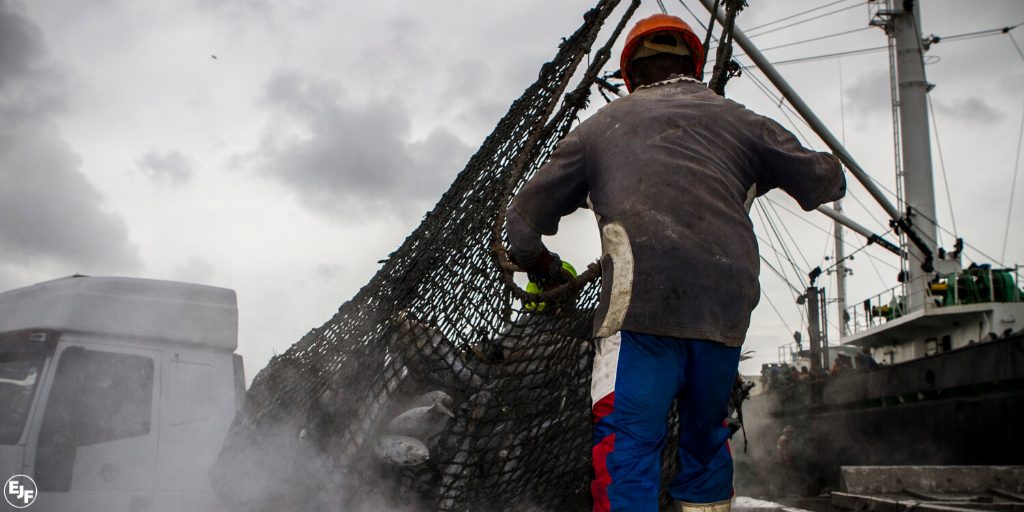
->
<box><xmin>511</xmin><ymin>246</ymin><xmax>569</xmax><ymax>290</ymax></box>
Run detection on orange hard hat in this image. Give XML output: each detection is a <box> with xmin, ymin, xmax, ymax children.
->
<box><xmin>620</xmin><ymin>13</ymin><xmax>705</xmax><ymax>92</ymax></box>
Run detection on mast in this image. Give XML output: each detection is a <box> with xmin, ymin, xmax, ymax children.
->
<box><xmin>697</xmin><ymin>0</ymin><xmax>936</xmax><ymax>270</ymax></box>
<box><xmin>890</xmin><ymin>0</ymin><xmax>938</xmax><ymax>313</ymax></box>
<box><xmin>834</xmin><ymin>199</ymin><xmax>849</xmax><ymax>338</ymax></box>
<box><xmin>804</xmin><ymin>286</ymin><xmax>828</xmax><ymax>372</ymax></box>
<box><xmin>698</xmin><ymin>0</ymin><xmax>940</xmax><ymax>315</ymax></box>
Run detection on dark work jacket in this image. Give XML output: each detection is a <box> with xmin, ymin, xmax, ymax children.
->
<box><xmin>508</xmin><ymin>77</ymin><xmax>844</xmax><ymax>347</ymax></box>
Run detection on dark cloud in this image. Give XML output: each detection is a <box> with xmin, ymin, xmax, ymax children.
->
<box><xmin>932</xmin><ymin>96</ymin><xmax>1003</xmax><ymax>124</ymax></box>
<box><xmin>0</xmin><ymin>1</ymin><xmax>141</xmax><ymax>275</ymax></box>
<box><xmin>0</xmin><ymin>0</ymin><xmax>46</xmax><ymax>87</ymax></box>
<box><xmin>137</xmin><ymin>149</ymin><xmax>196</xmax><ymax>187</ymax></box>
<box><xmin>248</xmin><ymin>69</ymin><xmax>473</xmax><ymax>220</ymax></box>
<box><xmin>0</xmin><ymin>1</ymin><xmax>67</xmax><ymax>122</ymax></box>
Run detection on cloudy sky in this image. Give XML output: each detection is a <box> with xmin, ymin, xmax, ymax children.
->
<box><xmin>2</xmin><ymin>0</ymin><xmax>1022</xmax><ymax>380</ymax></box>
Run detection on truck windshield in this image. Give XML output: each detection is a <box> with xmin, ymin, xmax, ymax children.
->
<box><xmin>0</xmin><ymin>354</ymin><xmax>45</xmax><ymax>444</ymax></box>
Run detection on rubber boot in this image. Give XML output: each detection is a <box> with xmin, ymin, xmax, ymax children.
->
<box><xmin>673</xmin><ymin>499</ymin><xmax>731</xmax><ymax>512</ymax></box>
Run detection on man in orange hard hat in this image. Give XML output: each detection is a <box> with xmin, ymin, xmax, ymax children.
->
<box><xmin>506</xmin><ymin>13</ymin><xmax>845</xmax><ymax>512</ymax></box>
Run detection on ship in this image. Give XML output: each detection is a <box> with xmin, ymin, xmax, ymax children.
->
<box><xmin>715</xmin><ymin>0</ymin><xmax>1024</xmax><ymax>500</ymax></box>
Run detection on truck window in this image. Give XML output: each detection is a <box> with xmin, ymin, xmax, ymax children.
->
<box><xmin>36</xmin><ymin>347</ymin><xmax>155</xmax><ymax>492</ymax></box>
<box><xmin>0</xmin><ymin>354</ymin><xmax>44</xmax><ymax>445</ymax></box>
<box><xmin>0</xmin><ymin>330</ymin><xmax>55</xmax><ymax>446</ymax></box>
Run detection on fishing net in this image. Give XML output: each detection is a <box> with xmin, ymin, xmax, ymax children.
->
<box><xmin>211</xmin><ymin>1</ymin><xmax>690</xmax><ymax>510</ymax></box>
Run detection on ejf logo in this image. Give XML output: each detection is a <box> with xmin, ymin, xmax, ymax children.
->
<box><xmin>4</xmin><ymin>475</ymin><xmax>36</xmax><ymax>508</ymax></box>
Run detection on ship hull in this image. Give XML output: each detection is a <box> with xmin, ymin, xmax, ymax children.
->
<box><xmin>734</xmin><ymin>333</ymin><xmax>1024</xmax><ymax>496</ymax></box>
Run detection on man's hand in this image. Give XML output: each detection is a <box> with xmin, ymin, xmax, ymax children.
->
<box><xmin>511</xmin><ymin>246</ymin><xmax>569</xmax><ymax>290</ymax></box>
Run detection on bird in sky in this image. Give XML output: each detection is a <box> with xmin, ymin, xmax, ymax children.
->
<box><xmin>211</xmin><ymin>55</ymin><xmax>217</xmax><ymax>60</ymax></box>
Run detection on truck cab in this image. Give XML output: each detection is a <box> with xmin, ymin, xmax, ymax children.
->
<box><xmin>0</xmin><ymin>276</ymin><xmax>244</xmax><ymax>511</ymax></box>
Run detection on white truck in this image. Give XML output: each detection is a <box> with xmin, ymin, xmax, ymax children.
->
<box><xmin>0</xmin><ymin>275</ymin><xmax>244</xmax><ymax>511</ymax></box>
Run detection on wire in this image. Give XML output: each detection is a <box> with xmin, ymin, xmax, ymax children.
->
<box><xmin>848</xmin><ymin>190</ymin><xmax>889</xmax><ymax>232</ymax></box>
<box><xmin>760</xmin><ymin>288</ymin><xmax>796</xmax><ymax>337</ymax></box>
<box><xmin>767</xmin><ymin>198</ymin><xmax>813</xmax><ymax>270</ymax></box>
<box><xmin>1001</xmin><ymin>99</ymin><xmax>1024</xmax><ymax>263</ymax></box>
<box><xmin>746</xmin><ymin>2</ymin><xmax>865</xmax><ymax>39</ymax></box>
<box><xmin>743</xmin><ymin>0</ymin><xmax>853</xmax><ymax>33</ymax></box>
<box><xmin>760</xmin><ymin>255</ymin><xmax>804</xmax><ymax>296</ymax></box>
<box><xmin>740</xmin><ymin>23</ymin><xmax>1023</xmax><ymax>70</ymax></box>
<box><xmin>1010</xmin><ymin>31</ymin><xmax>1024</xmax><ymax>63</ymax></box>
<box><xmin>678</xmin><ymin>0</ymin><xmax>711</xmax><ymax>32</ymax></box>
<box><xmin>764</xmin><ymin>196</ymin><xmax>901</xmax><ymax>271</ymax></box>
<box><xmin>755</xmin><ymin>204</ymin><xmax>808</xmax><ymax>328</ymax></box>
<box><xmin>655</xmin><ymin>0</ymin><xmax>668</xmax><ymax>14</ymax></box>
<box><xmin>820</xmin><ymin>221</ymin><xmax>834</xmax><ymax>268</ymax></box>
<box><xmin>838</xmin><ymin>56</ymin><xmax>847</xmax><ymax>145</ymax></box>
<box><xmin>925</xmin><ymin>94</ymin><xmax>958</xmax><ymax>238</ymax></box>
<box><xmin>933</xmin><ymin>22</ymin><xmax>1024</xmax><ymax>44</ymax></box>
<box><xmin>757</xmin><ymin>27</ymin><xmax>874</xmax><ymax>53</ymax></box>
<box><xmin>756</xmin><ymin>233</ymin><xmax>810</xmax><ymax>275</ymax></box>
<box><xmin>758</xmin><ymin>200</ymin><xmax>809</xmax><ymax>289</ymax></box>
<box><xmin>1002</xmin><ymin>31</ymin><xmax>1024</xmax><ymax>263</ymax></box>
<box><xmin>822</xmin><ymin>232</ymin><xmax>892</xmax><ymax>274</ymax></box>
<box><xmin>762</xmin><ymin>46</ymin><xmax>889</xmax><ymax>67</ymax></box>
<box><xmin>743</xmin><ymin>70</ymin><xmax>816</xmax><ymax>147</ymax></box>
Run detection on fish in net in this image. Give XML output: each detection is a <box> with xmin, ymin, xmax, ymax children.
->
<box><xmin>210</xmin><ymin>1</ymin><xmax>694</xmax><ymax>510</ymax></box>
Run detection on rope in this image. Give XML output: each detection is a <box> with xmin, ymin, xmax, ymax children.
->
<box><xmin>490</xmin><ymin>1</ymin><xmax>644</xmax><ymax>306</ymax></box>
<box><xmin>212</xmin><ymin>3</ymin><xmax>643</xmax><ymax>510</ymax></box>
<box><xmin>701</xmin><ymin>0</ymin><xmax>722</xmax><ymax>72</ymax></box>
<box><xmin>707</xmin><ymin>0</ymin><xmax>747</xmax><ymax>96</ymax></box>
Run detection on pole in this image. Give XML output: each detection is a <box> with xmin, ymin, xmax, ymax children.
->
<box><xmin>891</xmin><ymin>1</ymin><xmax>938</xmax><ymax>313</ymax></box>
<box><xmin>834</xmin><ymin>200</ymin><xmax>849</xmax><ymax>338</ymax></box>
<box><xmin>697</xmin><ymin>0</ymin><xmax>902</xmax><ymax>223</ymax></box>
<box><xmin>806</xmin><ymin>286</ymin><xmax>822</xmax><ymax>372</ymax></box>
<box><xmin>816</xmin><ymin>205</ymin><xmax>902</xmax><ymax>256</ymax></box>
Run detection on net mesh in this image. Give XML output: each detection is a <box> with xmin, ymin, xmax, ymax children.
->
<box><xmin>210</xmin><ymin>2</ymin><xmax>686</xmax><ymax>510</ymax></box>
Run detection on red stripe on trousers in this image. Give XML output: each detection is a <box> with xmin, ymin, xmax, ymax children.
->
<box><xmin>723</xmin><ymin>420</ymin><xmax>735</xmax><ymax>498</ymax></box>
<box><xmin>593</xmin><ymin>392</ymin><xmax>615</xmax><ymax>424</ymax></box>
<box><xmin>592</xmin><ymin>433</ymin><xmax>615</xmax><ymax>512</ymax></box>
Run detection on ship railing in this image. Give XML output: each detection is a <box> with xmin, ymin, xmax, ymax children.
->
<box><xmin>847</xmin><ymin>283</ymin><xmax>906</xmax><ymax>335</ymax></box>
<box><xmin>845</xmin><ymin>264</ymin><xmax>1022</xmax><ymax>335</ymax></box>
<box><xmin>777</xmin><ymin>342</ymin><xmax>799</xmax><ymax>365</ymax></box>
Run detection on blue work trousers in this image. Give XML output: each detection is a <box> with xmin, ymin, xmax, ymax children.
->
<box><xmin>591</xmin><ymin>331</ymin><xmax>740</xmax><ymax>511</ymax></box>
